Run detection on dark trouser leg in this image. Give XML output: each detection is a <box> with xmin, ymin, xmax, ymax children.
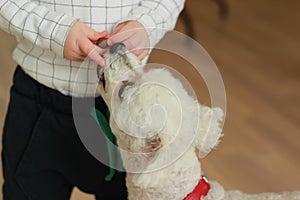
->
<box><xmin>2</xmin><ymin>90</ymin><xmax>73</xmax><ymax>200</ymax></box>
<box><xmin>1</xmin><ymin>67</ymin><xmax>127</xmax><ymax>200</ymax></box>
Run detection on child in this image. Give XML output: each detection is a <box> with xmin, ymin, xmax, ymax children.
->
<box><xmin>0</xmin><ymin>0</ymin><xmax>184</xmax><ymax>199</ymax></box>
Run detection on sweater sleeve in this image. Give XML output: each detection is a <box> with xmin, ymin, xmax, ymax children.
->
<box><xmin>0</xmin><ymin>0</ymin><xmax>77</xmax><ymax>57</ymax></box>
<box><xmin>117</xmin><ymin>0</ymin><xmax>185</xmax><ymax>48</ymax></box>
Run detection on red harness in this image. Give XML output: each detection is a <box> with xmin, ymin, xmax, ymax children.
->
<box><xmin>183</xmin><ymin>177</ymin><xmax>210</xmax><ymax>200</ymax></box>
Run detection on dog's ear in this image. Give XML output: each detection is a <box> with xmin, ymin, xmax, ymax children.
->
<box><xmin>195</xmin><ymin>106</ymin><xmax>224</xmax><ymax>158</ymax></box>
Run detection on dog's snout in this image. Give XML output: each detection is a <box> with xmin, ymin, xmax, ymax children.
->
<box><xmin>110</xmin><ymin>43</ymin><xmax>126</xmax><ymax>54</ymax></box>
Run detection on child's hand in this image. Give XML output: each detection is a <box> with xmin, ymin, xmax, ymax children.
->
<box><xmin>64</xmin><ymin>21</ymin><xmax>109</xmax><ymax>66</ymax></box>
<box><xmin>107</xmin><ymin>21</ymin><xmax>150</xmax><ymax>60</ymax></box>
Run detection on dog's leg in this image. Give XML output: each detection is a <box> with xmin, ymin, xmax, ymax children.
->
<box><xmin>194</xmin><ymin>106</ymin><xmax>224</xmax><ymax>159</ymax></box>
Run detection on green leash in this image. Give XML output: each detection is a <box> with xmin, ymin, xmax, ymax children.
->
<box><xmin>90</xmin><ymin>108</ymin><xmax>124</xmax><ymax>181</ymax></box>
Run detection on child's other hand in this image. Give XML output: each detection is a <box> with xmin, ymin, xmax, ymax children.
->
<box><xmin>107</xmin><ymin>21</ymin><xmax>150</xmax><ymax>60</ymax></box>
<box><xmin>64</xmin><ymin>21</ymin><xmax>109</xmax><ymax>66</ymax></box>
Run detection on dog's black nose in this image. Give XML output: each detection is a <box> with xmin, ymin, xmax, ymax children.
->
<box><xmin>110</xmin><ymin>42</ymin><xmax>126</xmax><ymax>54</ymax></box>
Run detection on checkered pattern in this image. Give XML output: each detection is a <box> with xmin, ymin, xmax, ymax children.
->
<box><xmin>0</xmin><ymin>0</ymin><xmax>184</xmax><ymax>97</ymax></box>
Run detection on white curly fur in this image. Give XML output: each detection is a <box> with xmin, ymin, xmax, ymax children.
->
<box><xmin>98</xmin><ymin>45</ymin><xmax>300</xmax><ymax>200</ymax></box>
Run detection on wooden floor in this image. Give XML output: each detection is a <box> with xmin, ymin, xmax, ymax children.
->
<box><xmin>0</xmin><ymin>0</ymin><xmax>299</xmax><ymax>199</ymax></box>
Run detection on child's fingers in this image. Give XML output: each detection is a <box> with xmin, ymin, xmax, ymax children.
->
<box><xmin>88</xmin><ymin>30</ymin><xmax>109</xmax><ymax>41</ymax></box>
<box><xmin>111</xmin><ymin>22</ymin><xmax>127</xmax><ymax>34</ymax></box>
<box><xmin>97</xmin><ymin>30</ymin><xmax>110</xmax><ymax>39</ymax></box>
<box><xmin>88</xmin><ymin>48</ymin><xmax>106</xmax><ymax>66</ymax></box>
<box><xmin>79</xmin><ymin>39</ymin><xmax>106</xmax><ymax>66</ymax></box>
<box><xmin>107</xmin><ymin>29</ymin><xmax>133</xmax><ymax>46</ymax></box>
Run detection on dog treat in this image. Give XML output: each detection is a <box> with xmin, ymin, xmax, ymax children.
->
<box><xmin>97</xmin><ymin>38</ymin><xmax>108</xmax><ymax>49</ymax></box>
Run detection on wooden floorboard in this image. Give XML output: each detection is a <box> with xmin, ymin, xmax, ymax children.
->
<box><xmin>0</xmin><ymin>0</ymin><xmax>299</xmax><ymax>198</ymax></box>
<box><xmin>176</xmin><ymin>0</ymin><xmax>300</xmax><ymax>193</ymax></box>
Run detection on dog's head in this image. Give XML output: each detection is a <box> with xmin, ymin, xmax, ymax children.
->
<box><xmin>97</xmin><ymin>43</ymin><xmax>164</xmax><ymax>155</ymax></box>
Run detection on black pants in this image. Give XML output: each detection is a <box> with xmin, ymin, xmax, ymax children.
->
<box><xmin>1</xmin><ymin>67</ymin><xmax>127</xmax><ymax>200</ymax></box>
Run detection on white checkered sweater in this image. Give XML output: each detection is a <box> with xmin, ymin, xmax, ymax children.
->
<box><xmin>0</xmin><ymin>0</ymin><xmax>184</xmax><ymax>96</ymax></box>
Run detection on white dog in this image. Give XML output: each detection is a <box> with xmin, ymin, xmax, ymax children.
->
<box><xmin>97</xmin><ymin>43</ymin><xmax>300</xmax><ymax>200</ymax></box>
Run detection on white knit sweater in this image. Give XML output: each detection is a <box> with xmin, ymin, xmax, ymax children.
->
<box><xmin>0</xmin><ymin>0</ymin><xmax>184</xmax><ymax>96</ymax></box>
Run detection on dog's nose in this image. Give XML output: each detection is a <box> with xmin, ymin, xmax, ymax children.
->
<box><xmin>110</xmin><ymin>42</ymin><xmax>126</xmax><ymax>54</ymax></box>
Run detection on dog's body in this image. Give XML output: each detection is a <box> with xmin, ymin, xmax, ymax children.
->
<box><xmin>98</xmin><ymin>43</ymin><xmax>223</xmax><ymax>199</ymax></box>
<box><xmin>97</xmin><ymin>43</ymin><xmax>300</xmax><ymax>200</ymax></box>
